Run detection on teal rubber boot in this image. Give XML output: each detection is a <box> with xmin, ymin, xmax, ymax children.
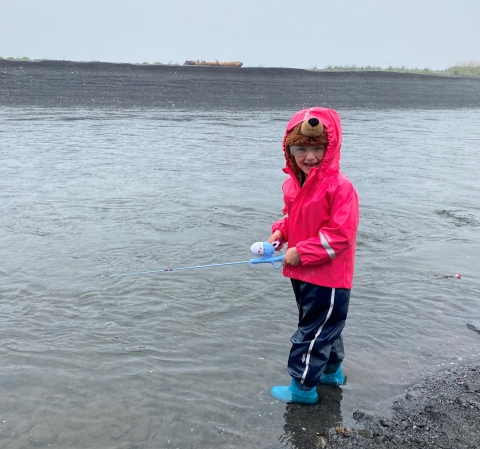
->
<box><xmin>319</xmin><ymin>362</ymin><xmax>344</xmax><ymax>386</ymax></box>
<box><xmin>271</xmin><ymin>378</ymin><xmax>318</xmax><ymax>404</ymax></box>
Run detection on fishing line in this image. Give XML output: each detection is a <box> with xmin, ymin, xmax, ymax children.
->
<box><xmin>102</xmin><ymin>241</ymin><xmax>284</xmax><ymax>278</ymax></box>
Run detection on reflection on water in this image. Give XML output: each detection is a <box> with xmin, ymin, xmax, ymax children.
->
<box><xmin>0</xmin><ymin>106</ymin><xmax>479</xmax><ymax>448</ymax></box>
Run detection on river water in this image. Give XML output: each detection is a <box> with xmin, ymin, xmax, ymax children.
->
<box><xmin>1</xmin><ymin>106</ymin><xmax>479</xmax><ymax>448</ymax></box>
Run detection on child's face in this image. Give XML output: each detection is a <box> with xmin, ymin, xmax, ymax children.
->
<box><xmin>290</xmin><ymin>145</ymin><xmax>327</xmax><ymax>175</ymax></box>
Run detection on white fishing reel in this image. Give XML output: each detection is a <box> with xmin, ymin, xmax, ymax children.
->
<box><xmin>250</xmin><ymin>241</ymin><xmax>275</xmax><ymax>258</ymax></box>
<box><xmin>250</xmin><ymin>241</ymin><xmax>283</xmax><ymax>268</ymax></box>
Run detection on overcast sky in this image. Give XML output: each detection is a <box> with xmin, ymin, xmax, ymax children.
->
<box><xmin>1</xmin><ymin>0</ymin><xmax>479</xmax><ymax>69</ymax></box>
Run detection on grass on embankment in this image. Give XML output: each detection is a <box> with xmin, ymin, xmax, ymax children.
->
<box><xmin>0</xmin><ymin>56</ymin><xmax>30</xmax><ymax>61</ymax></box>
<box><xmin>312</xmin><ymin>61</ymin><xmax>480</xmax><ymax>77</ymax></box>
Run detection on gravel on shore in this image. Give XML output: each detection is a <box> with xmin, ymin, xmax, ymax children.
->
<box><xmin>323</xmin><ymin>360</ymin><xmax>480</xmax><ymax>449</ymax></box>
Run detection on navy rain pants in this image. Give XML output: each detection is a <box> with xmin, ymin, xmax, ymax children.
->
<box><xmin>288</xmin><ymin>279</ymin><xmax>350</xmax><ymax>388</ymax></box>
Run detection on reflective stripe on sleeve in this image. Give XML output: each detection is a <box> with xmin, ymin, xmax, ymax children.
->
<box><xmin>319</xmin><ymin>232</ymin><xmax>336</xmax><ymax>260</ymax></box>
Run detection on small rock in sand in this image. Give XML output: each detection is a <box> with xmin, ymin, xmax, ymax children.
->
<box><xmin>335</xmin><ymin>426</ymin><xmax>352</xmax><ymax>437</ymax></box>
<box><xmin>379</xmin><ymin>419</ymin><xmax>396</xmax><ymax>427</ymax></box>
<box><xmin>353</xmin><ymin>410</ymin><xmax>373</xmax><ymax>421</ymax></box>
<box><xmin>465</xmin><ymin>383</ymin><xmax>480</xmax><ymax>393</ymax></box>
<box><xmin>357</xmin><ymin>429</ymin><xmax>374</xmax><ymax>439</ymax></box>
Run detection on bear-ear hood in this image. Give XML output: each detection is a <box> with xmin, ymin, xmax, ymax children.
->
<box><xmin>282</xmin><ymin>107</ymin><xmax>343</xmax><ymax>181</ymax></box>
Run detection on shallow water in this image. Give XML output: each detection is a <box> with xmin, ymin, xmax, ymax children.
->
<box><xmin>0</xmin><ymin>107</ymin><xmax>479</xmax><ymax>448</ymax></box>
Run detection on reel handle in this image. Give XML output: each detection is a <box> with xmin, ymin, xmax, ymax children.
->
<box><xmin>251</xmin><ymin>254</ymin><xmax>284</xmax><ymax>269</ymax></box>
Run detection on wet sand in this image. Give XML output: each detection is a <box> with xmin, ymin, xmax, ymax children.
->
<box><xmin>327</xmin><ymin>360</ymin><xmax>480</xmax><ymax>448</ymax></box>
<box><xmin>1</xmin><ymin>60</ymin><xmax>480</xmax><ymax>109</ymax></box>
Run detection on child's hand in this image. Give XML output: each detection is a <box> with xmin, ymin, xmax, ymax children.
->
<box><xmin>283</xmin><ymin>247</ymin><xmax>301</xmax><ymax>266</ymax></box>
<box><xmin>268</xmin><ymin>230</ymin><xmax>284</xmax><ymax>249</ymax></box>
<box><xmin>268</xmin><ymin>230</ymin><xmax>283</xmax><ymax>244</ymax></box>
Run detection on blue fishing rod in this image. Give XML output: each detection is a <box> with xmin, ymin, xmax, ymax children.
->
<box><xmin>102</xmin><ymin>241</ymin><xmax>284</xmax><ymax>278</ymax></box>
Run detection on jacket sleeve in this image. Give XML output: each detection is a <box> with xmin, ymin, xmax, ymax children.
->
<box><xmin>296</xmin><ymin>182</ymin><xmax>359</xmax><ymax>265</ymax></box>
<box><xmin>271</xmin><ymin>179</ymin><xmax>292</xmax><ymax>243</ymax></box>
<box><xmin>271</xmin><ymin>198</ymin><xmax>289</xmax><ymax>243</ymax></box>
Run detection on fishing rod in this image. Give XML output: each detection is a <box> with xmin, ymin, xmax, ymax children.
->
<box><xmin>102</xmin><ymin>241</ymin><xmax>284</xmax><ymax>278</ymax></box>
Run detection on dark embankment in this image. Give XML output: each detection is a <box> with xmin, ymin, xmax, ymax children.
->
<box><xmin>1</xmin><ymin>60</ymin><xmax>480</xmax><ymax>109</ymax></box>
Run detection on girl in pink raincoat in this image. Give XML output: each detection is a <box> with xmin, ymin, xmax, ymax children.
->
<box><xmin>269</xmin><ymin>107</ymin><xmax>359</xmax><ymax>404</ymax></box>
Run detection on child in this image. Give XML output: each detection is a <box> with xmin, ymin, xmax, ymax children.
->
<box><xmin>268</xmin><ymin>107</ymin><xmax>359</xmax><ymax>404</ymax></box>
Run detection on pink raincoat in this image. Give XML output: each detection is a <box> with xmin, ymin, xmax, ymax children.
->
<box><xmin>272</xmin><ymin>107</ymin><xmax>359</xmax><ymax>288</ymax></box>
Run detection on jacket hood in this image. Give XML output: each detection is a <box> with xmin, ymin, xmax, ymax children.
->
<box><xmin>283</xmin><ymin>107</ymin><xmax>343</xmax><ymax>180</ymax></box>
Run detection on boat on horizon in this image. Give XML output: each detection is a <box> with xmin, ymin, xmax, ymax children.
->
<box><xmin>184</xmin><ymin>60</ymin><xmax>243</xmax><ymax>67</ymax></box>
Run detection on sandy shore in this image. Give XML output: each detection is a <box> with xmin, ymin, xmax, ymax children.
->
<box><xmin>1</xmin><ymin>60</ymin><xmax>480</xmax><ymax>109</ymax></box>
<box><xmin>319</xmin><ymin>359</ymin><xmax>480</xmax><ymax>448</ymax></box>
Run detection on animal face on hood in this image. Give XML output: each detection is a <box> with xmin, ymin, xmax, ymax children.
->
<box><xmin>282</xmin><ymin>107</ymin><xmax>343</xmax><ymax>182</ymax></box>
